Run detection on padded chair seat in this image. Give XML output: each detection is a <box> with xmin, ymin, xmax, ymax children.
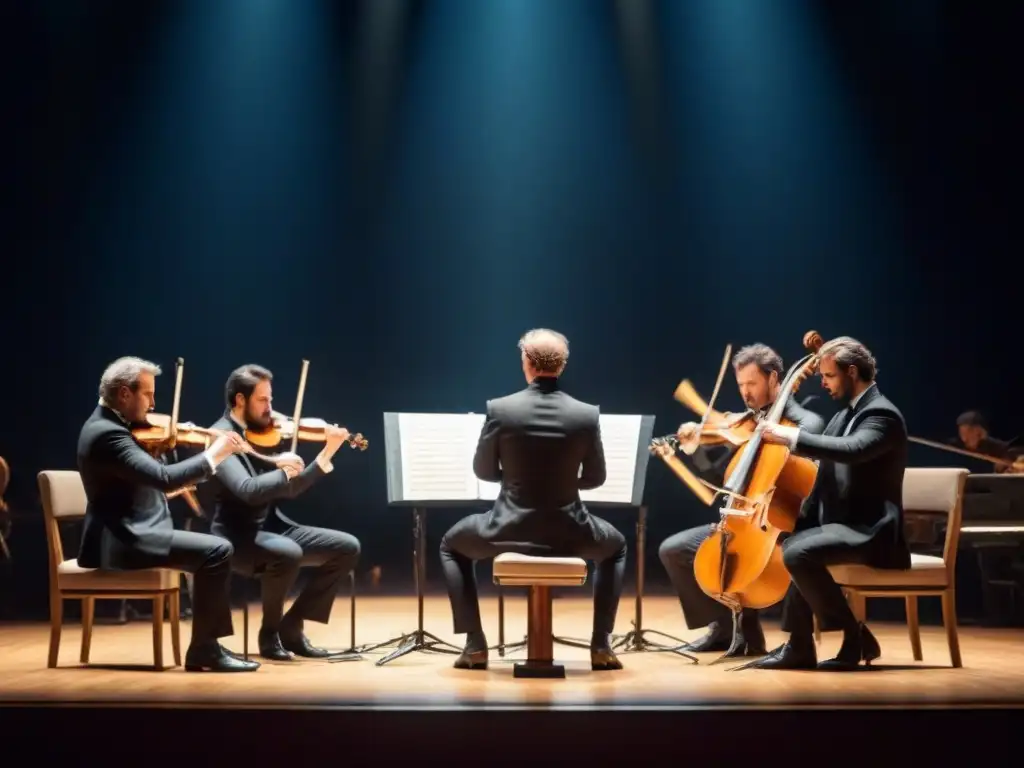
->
<box><xmin>493</xmin><ymin>553</ymin><xmax>587</xmax><ymax>586</ymax></box>
<box><xmin>828</xmin><ymin>553</ymin><xmax>947</xmax><ymax>588</ymax></box>
<box><xmin>57</xmin><ymin>559</ymin><xmax>179</xmax><ymax>591</ymax></box>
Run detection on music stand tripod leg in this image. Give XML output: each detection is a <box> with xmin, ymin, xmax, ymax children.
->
<box><xmin>375</xmin><ymin>508</ymin><xmax>462</xmax><ymax>666</ymax></box>
<box><xmin>328</xmin><ymin>571</ymin><xmax>365</xmax><ymax>662</ymax></box>
<box><xmin>610</xmin><ymin>506</ymin><xmax>697</xmax><ymax>661</ymax></box>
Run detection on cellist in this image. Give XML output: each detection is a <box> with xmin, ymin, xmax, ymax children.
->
<box><xmin>745</xmin><ymin>336</ymin><xmax>909</xmax><ymax>671</ymax></box>
<box><xmin>658</xmin><ymin>343</ymin><xmax>826</xmax><ymax>657</ymax></box>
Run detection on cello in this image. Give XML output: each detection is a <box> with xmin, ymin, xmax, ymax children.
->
<box><xmin>690</xmin><ymin>330</ymin><xmax>825</xmax><ymax>661</ymax></box>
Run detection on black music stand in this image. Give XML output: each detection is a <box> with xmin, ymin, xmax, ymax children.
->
<box><xmin>369</xmin><ymin>412</ymin><xmax>483</xmax><ymax>666</ymax></box>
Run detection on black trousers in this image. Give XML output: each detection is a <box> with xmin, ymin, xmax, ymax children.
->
<box><xmin>658</xmin><ymin>523</ymin><xmax>760</xmax><ymax>630</ymax></box>
<box><xmin>120</xmin><ymin>530</ymin><xmax>234</xmax><ymax>646</ymax></box>
<box><xmin>212</xmin><ymin>522</ymin><xmax>360</xmax><ymax>632</ymax></box>
<box><xmin>780</xmin><ymin>523</ymin><xmax>880</xmax><ymax>638</ymax></box>
<box><xmin>440</xmin><ymin>510</ymin><xmax>627</xmax><ymax>639</ymax></box>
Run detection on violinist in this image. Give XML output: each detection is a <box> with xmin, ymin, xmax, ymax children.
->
<box><xmin>77</xmin><ymin>357</ymin><xmax>259</xmax><ymax>672</ymax></box>
<box><xmin>658</xmin><ymin>343</ymin><xmax>826</xmax><ymax>657</ymax></box>
<box><xmin>748</xmin><ymin>337</ymin><xmax>909</xmax><ymax>670</ymax></box>
<box><xmin>205</xmin><ymin>364</ymin><xmax>361</xmax><ymax>661</ymax></box>
<box><xmin>952</xmin><ymin>411</ymin><xmax>1021</xmax><ymax>474</ymax></box>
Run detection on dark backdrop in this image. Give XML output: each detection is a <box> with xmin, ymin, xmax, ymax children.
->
<box><xmin>3</xmin><ymin>1</ymin><xmax>1019</xmax><ymax>625</ymax></box>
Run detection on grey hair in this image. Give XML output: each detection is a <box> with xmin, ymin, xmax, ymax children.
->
<box><xmin>98</xmin><ymin>356</ymin><xmax>161</xmax><ymax>406</ymax></box>
<box><xmin>820</xmin><ymin>336</ymin><xmax>876</xmax><ymax>382</ymax></box>
<box><xmin>518</xmin><ymin>328</ymin><xmax>569</xmax><ymax>375</ymax></box>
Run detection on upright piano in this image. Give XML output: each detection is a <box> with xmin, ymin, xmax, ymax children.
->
<box><xmin>959</xmin><ymin>474</ymin><xmax>1024</xmax><ymax>624</ymax></box>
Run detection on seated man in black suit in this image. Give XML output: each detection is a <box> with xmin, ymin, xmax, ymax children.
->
<box><xmin>205</xmin><ymin>364</ymin><xmax>361</xmax><ymax>661</ymax></box>
<box><xmin>77</xmin><ymin>356</ymin><xmax>257</xmax><ymax>672</ymax></box>
<box><xmin>440</xmin><ymin>328</ymin><xmax>627</xmax><ymax>671</ymax></box>
<box><xmin>749</xmin><ymin>336</ymin><xmax>910</xmax><ymax>670</ymax></box>
<box><xmin>658</xmin><ymin>343</ymin><xmax>826</xmax><ymax>658</ymax></box>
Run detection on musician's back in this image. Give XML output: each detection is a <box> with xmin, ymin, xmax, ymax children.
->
<box><xmin>473</xmin><ymin>375</ymin><xmax>606</xmax><ymax>516</ymax></box>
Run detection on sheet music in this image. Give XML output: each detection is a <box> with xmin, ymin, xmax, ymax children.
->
<box><xmin>398</xmin><ymin>413</ymin><xmax>480</xmax><ymax>501</ymax></box>
<box><xmin>468</xmin><ymin>414</ymin><xmax>502</xmax><ymax>500</ymax></box>
<box><xmin>579</xmin><ymin>414</ymin><xmax>641</xmax><ymax>504</ymax></box>
<box><xmin>391</xmin><ymin>411</ymin><xmax>644</xmax><ymax>505</ymax></box>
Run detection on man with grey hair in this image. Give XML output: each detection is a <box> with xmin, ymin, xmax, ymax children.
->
<box><xmin>743</xmin><ymin>336</ymin><xmax>910</xmax><ymax>671</ymax></box>
<box><xmin>440</xmin><ymin>328</ymin><xmax>628</xmax><ymax>671</ymax></box>
<box><xmin>78</xmin><ymin>356</ymin><xmax>259</xmax><ymax>672</ymax></box>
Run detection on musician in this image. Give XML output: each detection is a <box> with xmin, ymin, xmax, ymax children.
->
<box><xmin>658</xmin><ymin>344</ymin><xmax>826</xmax><ymax>657</ymax></box>
<box><xmin>749</xmin><ymin>336</ymin><xmax>909</xmax><ymax>670</ymax></box>
<box><xmin>952</xmin><ymin>411</ymin><xmax>1020</xmax><ymax>474</ymax></box>
<box><xmin>440</xmin><ymin>328</ymin><xmax>627</xmax><ymax>671</ymax></box>
<box><xmin>206</xmin><ymin>364</ymin><xmax>361</xmax><ymax>661</ymax></box>
<box><xmin>77</xmin><ymin>357</ymin><xmax>258</xmax><ymax>672</ymax></box>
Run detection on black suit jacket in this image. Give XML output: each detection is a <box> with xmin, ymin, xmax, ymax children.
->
<box><xmin>204</xmin><ymin>411</ymin><xmax>326</xmax><ymax>536</ymax></box>
<box><xmin>473</xmin><ymin>376</ymin><xmax>605</xmax><ymax>539</ymax></box>
<box><xmin>690</xmin><ymin>398</ymin><xmax>827</xmax><ymax>488</ymax></box>
<box><xmin>77</xmin><ymin>405</ymin><xmax>214</xmax><ymax>569</ymax></box>
<box><xmin>794</xmin><ymin>385</ymin><xmax>910</xmax><ymax>568</ymax></box>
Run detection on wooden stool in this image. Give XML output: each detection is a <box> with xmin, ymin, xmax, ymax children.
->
<box><xmin>492</xmin><ymin>553</ymin><xmax>587</xmax><ymax>678</ymax></box>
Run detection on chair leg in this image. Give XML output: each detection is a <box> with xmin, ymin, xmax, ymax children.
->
<box><xmin>905</xmin><ymin>596</ymin><xmax>922</xmax><ymax>661</ymax></box>
<box><xmin>849</xmin><ymin>591</ymin><xmax>867</xmax><ymax>623</ymax></box>
<box><xmin>169</xmin><ymin>590</ymin><xmax>182</xmax><ymax>667</ymax></box>
<box><xmin>80</xmin><ymin>596</ymin><xmax>95</xmax><ymax>663</ymax></box>
<box><xmin>514</xmin><ymin>585</ymin><xmax>563</xmax><ymax>679</ymax></box>
<box><xmin>48</xmin><ymin>592</ymin><xmax>63</xmax><ymax>668</ymax></box>
<box><xmin>941</xmin><ymin>588</ymin><xmax>962</xmax><ymax>668</ymax></box>
<box><xmin>152</xmin><ymin>595</ymin><xmax>165</xmax><ymax>670</ymax></box>
<box><xmin>349</xmin><ymin>570</ymin><xmax>356</xmax><ymax>651</ymax></box>
<box><xmin>498</xmin><ymin>587</ymin><xmax>506</xmax><ymax>656</ymax></box>
<box><xmin>243</xmin><ymin>601</ymin><xmax>249</xmax><ymax>661</ymax></box>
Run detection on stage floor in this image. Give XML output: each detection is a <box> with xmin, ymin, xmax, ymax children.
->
<box><xmin>2</xmin><ymin>595</ymin><xmax>1023</xmax><ymax>709</ymax></box>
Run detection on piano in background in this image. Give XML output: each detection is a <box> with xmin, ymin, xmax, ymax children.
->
<box><xmin>960</xmin><ymin>474</ymin><xmax>1024</xmax><ymax>625</ymax></box>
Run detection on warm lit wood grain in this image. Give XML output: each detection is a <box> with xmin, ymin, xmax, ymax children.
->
<box><xmin>1</xmin><ymin>596</ymin><xmax>1022</xmax><ymax>707</ymax></box>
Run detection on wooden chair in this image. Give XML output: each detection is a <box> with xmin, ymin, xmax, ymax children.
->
<box><xmin>817</xmin><ymin>467</ymin><xmax>968</xmax><ymax>667</ymax></box>
<box><xmin>492</xmin><ymin>553</ymin><xmax>587</xmax><ymax>678</ymax></box>
<box><xmin>38</xmin><ymin>470</ymin><xmax>183</xmax><ymax>669</ymax></box>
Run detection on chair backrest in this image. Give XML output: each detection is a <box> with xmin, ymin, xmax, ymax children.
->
<box><xmin>902</xmin><ymin>467</ymin><xmax>968</xmax><ymax>577</ymax></box>
<box><xmin>38</xmin><ymin>470</ymin><xmax>88</xmax><ymax>576</ymax></box>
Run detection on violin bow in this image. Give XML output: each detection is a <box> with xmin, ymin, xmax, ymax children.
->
<box><xmin>697</xmin><ymin>343</ymin><xmax>733</xmax><ymax>437</ymax></box>
<box><xmin>290</xmin><ymin>359</ymin><xmax>310</xmax><ymax>454</ymax></box>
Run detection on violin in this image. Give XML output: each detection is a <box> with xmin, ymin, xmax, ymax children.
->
<box><xmin>129</xmin><ymin>359</ymin><xmax>280</xmax><ymax>468</ymax></box>
<box><xmin>690</xmin><ymin>330</ymin><xmax>826</xmax><ymax>649</ymax></box>
<box><xmin>246</xmin><ymin>414</ymin><xmax>368</xmax><ymax>451</ymax></box>
<box><xmin>242</xmin><ymin>359</ymin><xmax>368</xmax><ymax>452</ymax></box>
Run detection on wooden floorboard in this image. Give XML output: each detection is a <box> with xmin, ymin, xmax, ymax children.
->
<box><xmin>3</xmin><ymin>595</ymin><xmax>1023</xmax><ymax>709</ymax></box>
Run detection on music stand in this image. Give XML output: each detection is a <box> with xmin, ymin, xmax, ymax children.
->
<box><xmin>370</xmin><ymin>412</ymin><xmax>490</xmax><ymax>666</ymax></box>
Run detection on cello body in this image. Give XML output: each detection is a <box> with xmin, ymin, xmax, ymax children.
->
<box><xmin>692</xmin><ymin>330</ymin><xmax>825</xmax><ymax>612</ymax></box>
<box><xmin>692</xmin><ymin>424</ymin><xmax>818</xmax><ymax>609</ymax></box>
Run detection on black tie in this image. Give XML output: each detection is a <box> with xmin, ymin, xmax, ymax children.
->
<box><xmin>833</xmin><ymin>405</ymin><xmax>854</xmax><ymax>436</ymax></box>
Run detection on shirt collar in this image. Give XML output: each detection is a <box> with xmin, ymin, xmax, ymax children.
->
<box><xmin>849</xmin><ymin>381</ymin><xmax>876</xmax><ymax>411</ymax></box>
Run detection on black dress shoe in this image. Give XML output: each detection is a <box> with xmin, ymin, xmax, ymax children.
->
<box><xmin>684</xmin><ymin>628</ymin><xmax>731</xmax><ymax>653</ymax></box>
<box><xmin>818</xmin><ymin>623</ymin><xmax>881</xmax><ymax>671</ymax></box>
<box><xmin>591</xmin><ymin>647</ymin><xmax>623</xmax><ymax>671</ymax></box>
<box><xmin>453</xmin><ymin>648</ymin><xmax>488</xmax><ymax>670</ymax></box>
<box><xmin>734</xmin><ymin>641</ymin><xmax>817</xmax><ymax>670</ymax></box>
<box><xmin>185</xmin><ymin>644</ymin><xmax>261</xmax><ymax>672</ymax></box>
<box><xmin>258</xmin><ymin>631</ymin><xmax>294</xmax><ymax>661</ymax></box>
<box><xmin>281</xmin><ymin>633</ymin><xmax>332</xmax><ymax>659</ymax></box>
